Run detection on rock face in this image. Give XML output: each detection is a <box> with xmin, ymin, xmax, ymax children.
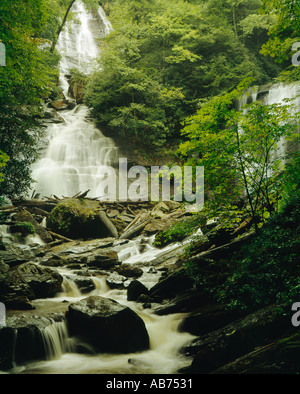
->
<box><xmin>13</xmin><ymin>210</ymin><xmax>53</xmax><ymax>244</ymax></box>
<box><xmin>66</xmin><ymin>296</ymin><xmax>150</xmax><ymax>353</ymax></box>
<box><xmin>0</xmin><ymin>261</ymin><xmax>63</xmax><ymax>309</ymax></box>
<box><xmin>0</xmin><ymin>314</ymin><xmax>65</xmax><ymax>370</ymax></box>
<box><xmin>127</xmin><ymin>280</ymin><xmax>149</xmax><ymax>302</ymax></box>
<box><xmin>68</xmin><ymin>79</ymin><xmax>85</xmax><ymax>104</ymax></box>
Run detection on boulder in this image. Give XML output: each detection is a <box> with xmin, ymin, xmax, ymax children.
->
<box><xmin>127</xmin><ymin>280</ymin><xmax>149</xmax><ymax>302</ymax></box>
<box><xmin>0</xmin><ymin>314</ymin><xmax>65</xmax><ymax>370</ymax></box>
<box><xmin>106</xmin><ymin>272</ymin><xmax>127</xmax><ymax>289</ymax></box>
<box><xmin>46</xmin><ymin>199</ymin><xmax>110</xmax><ymax>239</ymax></box>
<box><xmin>49</xmin><ymin>99</ymin><xmax>76</xmax><ymax>111</ymax></box>
<box><xmin>2</xmin><ymin>262</ymin><xmax>64</xmax><ymax>301</ymax></box>
<box><xmin>13</xmin><ymin>210</ymin><xmax>53</xmax><ymax>244</ymax></box>
<box><xmin>148</xmin><ymin>268</ymin><xmax>195</xmax><ymax>301</ymax></box>
<box><xmin>68</xmin><ymin>79</ymin><xmax>85</xmax><ymax>103</ymax></box>
<box><xmin>66</xmin><ymin>296</ymin><xmax>150</xmax><ymax>353</ymax></box>
<box><xmin>87</xmin><ymin>250</ymin><xmax>119</xmax><ymax>270</ymax></box>
<box><xmin>74</xmin><ymin>278</ymin><xmax>95</xmax><ymax>294</ymax></box>
<box><xmin>115</xmin><ymin>263</ymin><xmax>143</xmax><ymax>278</ymax></box>
<box><xmin>182</xmin><ymin>304</ymin><xmax>291</xmax><ymax>374</ymax></box>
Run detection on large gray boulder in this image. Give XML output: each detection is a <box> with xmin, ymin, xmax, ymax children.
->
<box><xmin>0</xmin><ymin>261</ymin><xmax>63</xmax><ymax>309</ymax></box>
<box><xmin>66</xmin><ymin>296</ymin><xmax>150</xmax><ymax>354</ymax></box>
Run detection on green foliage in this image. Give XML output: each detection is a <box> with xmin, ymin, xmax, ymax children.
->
<box><xmin>0</xmin><ymin>0</ymin><xmax>60</xmax><ymax>198</ymax></box>
<box><xmin>179</xmin><ymin>79</ymin><xmax>299</xmax><ymax>224</ymax></box>
<box><xmin>0</xmin><ymin>151</ymin><xmax>9</xmax><ymax>183</ymax></box>
<box><xmin>260</xmin><ymin>0</ymin><xmax>300</xmax><ymax>81</ymax></box>
<box><xmin>86</xmin><ymin>0</ymin><xmax>277</xmax><ymax>150</ymax></box>
<box><xmin>153</xmin><ymin>214</ymin><xmax>206</xmax><ymax>247</ymax></box>
<box><xmin>214</xmin><ymin>190</ymin><xmax>300</xmax><ymax>311</ymax></box>
<box><xmin>12</xmin><ymin>222</ymin><xmax>36</xmax><ymax>236</ymax></box>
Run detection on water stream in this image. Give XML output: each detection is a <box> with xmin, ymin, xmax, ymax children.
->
<box><xmin>31</xmin><ymin>1</ymin><xmax>119</xmax><ymax>199</ymax></box>
<box><xmin>5</xmin><ymin>235</ymin><xmax>195</xmax><ymax>375</ymax></box>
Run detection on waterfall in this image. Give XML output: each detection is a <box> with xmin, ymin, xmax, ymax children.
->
<box><xmin>238</xmin><ymin>82</ymin><xmax>300</xmax><ymax>159</ymax></box>
<box><xmin>31</xmin><ymin>2</ymin><xmax>118</xmax><ymax>199</ymax></box>
<box><xmin>40</xmin><ymin>320</ymin><xmax>73</xmax><ymax>361</ymax></box>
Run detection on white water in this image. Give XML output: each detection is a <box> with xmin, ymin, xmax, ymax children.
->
<box><xmin>31</xmin><ymin>2</ymin><xmax>118</xmax><ymax>199</ymax></box>
<box><xmin>238</xmin><ymin>82</ymin><xmax>300</xmax><ymax>160</ymax></box>
<box><xmin>10</xmin><ymin>235</ymin><xmax>195</xmax><ymax>375</ymax></box>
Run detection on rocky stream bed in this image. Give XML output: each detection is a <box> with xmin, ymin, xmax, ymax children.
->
<box><xmin>0</xmin><ymin>197</ymin><xmax>299</xmax><ymax>374</ymax></box>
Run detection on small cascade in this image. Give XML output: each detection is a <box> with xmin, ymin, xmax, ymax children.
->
<box><xmin>0</xmin><ymin>224</ymin><xmax>12</xmax><ymax>244</ymax></box>
<box><xmin>40</xmin><ymin>320</ymin><xmax>73</xmax><ymax>361</ymax></box>
<box><xmin>91</xmin><ymin>276</ymin><xmax>111</xmax><ymax>295</ymax></box>
<box><xmin>61</xmin><ymin>277</ymin><xmax>82</xmax><ymax>298</ymax></box>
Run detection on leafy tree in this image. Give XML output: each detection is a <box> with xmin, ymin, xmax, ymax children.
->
<box><xmin>0</xmin><ymin>0</ymin><xmax>56</xmax><ymax>198</ymax></box>
<box><xmin>86</xmin><ymin>0</ymin><xmax>278</xmax><ymax>151</ymax></box>
<box><xmin>260</xmin><ymin>0</ymin><xmax>300</xmax><ymax>81</ymax></box>
<box><xmin>179</xmin><ymin>78</ymin><xmax>299</xmax><ymax>227</ymax></box>
<box><xmin>0</xmin><ymin>151</ymin><xmax>9</xmax><ymax>183</ymax></box>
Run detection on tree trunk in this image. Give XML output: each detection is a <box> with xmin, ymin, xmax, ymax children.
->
<box><xmin>50</xmin><ymin>0</ymin><xmax>76</xmax><ymax>54</ymax></box>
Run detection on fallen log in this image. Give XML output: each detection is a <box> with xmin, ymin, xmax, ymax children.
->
<box><xmin>77</xmin><ymin>190</ymin><xmax>90</xmax><ymax>199</ymax></box>
<box><xmin>47</xmin><ymin>230</ymin><xmax>74</xmax><ymax>243</ymax></box>
<box><xmin>98</xmin><ymin>211</ymin><xmax>119</xmax><ymax>238</ymax></box>
<box><xmin>120</xmin><ymin>218</ymin><xmax>151</xmax><ymax>240</ymax></box>
<box><xmin>12</xmin><ymin>200</ymin><xmax>57</xmax><ymax>212</ymax></box>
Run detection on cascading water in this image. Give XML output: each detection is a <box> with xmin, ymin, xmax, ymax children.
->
<box><xmin>31</xmin><ymin>1</ymin><xmax>119</xmax><ymax>199</ymax></box>
<box><xmin>238</xmin><ymin>82</ymin><xmax>300</xmax><ymax>159</ymax></box>
<box><xmin>5</xmin><ymin>235</ymin><xmax>196</xmax><ymax>375</ymax></box>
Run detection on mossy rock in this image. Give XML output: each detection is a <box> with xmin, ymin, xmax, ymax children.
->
<box><xmin>47</xmin><ymin>199</ymin><xmax>110</xmax><ymax>239</ymax></box>
<box><xmin>10</xmin><ymin>222</ymin><xmax>35</xmax><ymax>237</ymax></box>
<box><xmin>153</xmin><ymin>214</ymin><xmax>207</xmax><ymax>248</ymax></box>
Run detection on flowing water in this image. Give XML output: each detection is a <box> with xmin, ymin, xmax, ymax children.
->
<box><xmin>237</xmin><ymin>82</ymin><xmax>300</xmax><ymax>160</ymax></box>
<box><xmin>4</xmin><ymin>235</ymin><xmax>195</xmax><ymax>375</ymax></box>
<box><xmin>31</xmin><ymin>1</ymin><xmax>119</xmax><ymax>199</ymax></box>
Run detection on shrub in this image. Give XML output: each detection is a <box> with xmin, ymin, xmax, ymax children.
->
<box><xmin>153</xmin><ymin>214</ymin><xmax>206</xmax><ymax>247</ymax></box>
<box><xmin>214</xmin><ymin>191</ymin><xmax>300</xmax><ymax>312</ymax></box>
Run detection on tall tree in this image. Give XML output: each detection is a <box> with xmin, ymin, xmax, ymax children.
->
<box><xmin>0</xmin><ymin>0</ymin><xmax>55</xmax><ymax>198</ymax></box>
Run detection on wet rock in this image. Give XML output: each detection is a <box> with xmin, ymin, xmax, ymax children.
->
<box><xmin>40</xmin><ymin>255</ymin><xmax>66</xmax><ymax>267</ymax></box>
<box><xmin>49</xmin><ymin>99</ymin><xmax>76</xmax><ymax>111</ymax></box>
<box><xmin>87</xmin><ymin>250</ymin><xmax>119</xmax><ymax>270</ymax></box>
<box><xmin>154</xmin><ymin>289</ymin><xmax>210</xmax><ymax>315</ymax></box>
<box><xmin>0</xmin><ymin>314</ymin><xmax>64</xmax><ymax>370</ymax></box>
<box><xmin>115</xmin><ymin>263</ymin><xmax>143</xmax><ymax>278</ymax></box>
<box><xmin>4</xmin><ymin>262</ymin><xmax>64</xmax><ymax>300</ymax></box>
<box><xmin>13</xmin><ymin>210</ymin><xmax>53</xmax><ymax>244</ymax></box>
<box><xmin>106</xmin><ymin>272</ymin><xmax>127</xmax><ymax>289</ymax></box>
<box><xmin>183</xmin><ymin>304</ymin><xmax>291</xmax><ymax>374</ymax></box>
<box><xmin>148</xmin><ymin>268</ymin><xmax>195</xmax><ymax>302</ymax></box>
<box><xmin>74</xmin><ymin>278</ymin><xmax>95</xmax><ymax>294</ymax></box>
<box><xmin>212</xmin><ymin>333</ymin><xmax>300</xmax><ymax>374</ymax></box>
<box><xmin>127</xmin><ymin>280</ymin><xmax>149</xmax><ymax>302</ymax></box>
<box><xmin>68</xmin><ymin>79</ymin><xmax>85</xmax><ymax>104</ymax></box>
<box><xmin>179</xmin><ymin>304</ymin><xmax>244</xmax><ymax>336</ymax></box>
<box><xmin>66</xmin><ymin>296</ymin><xmax>150</xmax><ymax>353</ymax></box>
